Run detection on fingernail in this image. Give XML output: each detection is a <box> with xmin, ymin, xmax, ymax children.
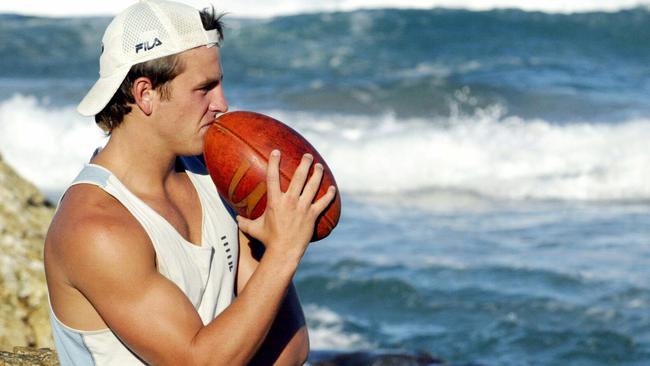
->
<box><xmin>315</xmin><ymin>163</ymin><xmax>323</xmax><ymax>170</ymax></box>
<box><xmin>329</xmin><ymin>186</ymin><xmax>336</xmax><ymax>192</ymax></box>
<box><xmin>304</xmin><ymin>153</ymin><xmax>313</xmax><ymax>160</ymax></box>
<box><xmin>271</xmin><ymin>149</ymin><xmax>280</xmax><ymax>157</ymax></box>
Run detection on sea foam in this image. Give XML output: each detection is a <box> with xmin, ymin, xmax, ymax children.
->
<box><xmin>1</xmin><ymin>95</ymin><xmax>649</xmax><ymax>202</ymax></box>
<box><xmin>273</xmin><ymin>107</ymin><xmax>650</xmax><ymax>201</ymax></box>
<box><xmin>303</xmin><ymin>304</ymin><xmax>373</xmax><ymax>350</ymax></box>
<box><xmin>0</xmin><ymin>95</ymin><xmax>106</xmax><ymax>197</ymax></box>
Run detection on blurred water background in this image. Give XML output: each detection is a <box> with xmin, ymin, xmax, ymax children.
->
<box><xmin>0</xmin><ymin>3</ymin><xmax>649</xmax><ymax>365</ymax></box>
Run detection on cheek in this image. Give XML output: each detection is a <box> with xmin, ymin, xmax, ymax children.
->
<box><xmin>197</xmin><ymin>95</ymin><xmax>211</xmax><ymax>113</ymax></box>
<box><xmin>183</xmin><ymin>95</ymin><xmax>210</xmax><ymax>119</ymax></box>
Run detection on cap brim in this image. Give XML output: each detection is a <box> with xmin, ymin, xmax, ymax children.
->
<box><xmin>77</xmin><ymin>65</ymin><xmax>131</xmax><ymax>117</ymax></box>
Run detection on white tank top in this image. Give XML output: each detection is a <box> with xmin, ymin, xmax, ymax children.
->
<box><xmin>49</xmin><ymin>156</ymin><xmax>239</xmax><ymax>365</ymax></box>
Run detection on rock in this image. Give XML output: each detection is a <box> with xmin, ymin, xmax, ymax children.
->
<box><xmin>309</xmin><ymin>349</ymin><xmax>443</xmax><ymax>366</ymax></box>
<box><xmin>308</xmin><ymin>350</ymin><xmax>485</xmax><ymax>366</ymax></box>
<box><xmin>0</xmin><ymin>347</ymin><xmax>58</xmax><ymax>366</ymax></box>
<box><xmin>0</xmin><ymin>153</ymin><xmax>55</xmax><ymax>351</ymax></box>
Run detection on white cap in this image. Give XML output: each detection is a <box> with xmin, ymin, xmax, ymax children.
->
<box><xmin>77</xmin><ymin>0</ymin><xmax>221</xmax><ymax>116</ymax></box>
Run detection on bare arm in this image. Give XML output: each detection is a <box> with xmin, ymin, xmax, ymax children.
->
<box><xmin>53</xmin><ymin>151</ymin><xmax>334</xmax><ymax>366</ymax></box>
<box><xmin>237</xmin><ymin>233</ymin><xmax>309</xmax><ymax>366</ymax></box>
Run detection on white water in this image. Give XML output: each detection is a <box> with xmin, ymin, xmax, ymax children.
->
<box><xmin>0</xmin><ymin>95</ymin><xmax>107</xmax><ymax>195</ymax></box>
<box><xmin>272</xmin><ymin>107</ymin><xmax>650</xmax><ymax>201</ymax></box>
<box><xmin>0</xmin><ymin>0</ymin><xmax>648</xmax><ymax>18</ymax></box>
<box><xmin>303</xmin><ymin>304</ymin><xmax>373</xmax><ymax>350</ymax></box>
<box><xmin>1</xmin><ymin>94</ymin><xmax>649</xmax><ymax>201</ymax></box>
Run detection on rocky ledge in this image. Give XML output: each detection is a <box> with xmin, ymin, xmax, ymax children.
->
<box><xmin>1</xmin><ymin>348</ymin><xmax>484</xmax><ymax>366</ymax></box>
<box><xmin>0</xmin><ymin>154</ymin><xmax>55</xmax><ymax>351</ymax></box>
<box><xmin>0</xmin><ymin>347</ymin><xmax>58</xmax><ymax>366</ymax></box>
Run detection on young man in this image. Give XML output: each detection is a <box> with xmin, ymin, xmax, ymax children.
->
<box><xmin>43</xmin><ymin>1</ymin><xmax>336</xmax><ymax>365</ymax></box>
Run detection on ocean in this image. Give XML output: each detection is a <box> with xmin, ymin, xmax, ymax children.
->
<box><xmin>1</xmin><ymin>4</ymin><xmax>649</xmax><ymax>365</ymax></box>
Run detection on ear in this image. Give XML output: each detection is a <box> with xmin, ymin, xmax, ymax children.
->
<box><xmin>132</xmin><ymin>77</ymin><xmax>156</xmax><ymax>115</ymax></box>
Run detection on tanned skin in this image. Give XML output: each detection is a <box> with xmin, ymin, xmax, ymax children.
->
<box><xmin>44</xmin><ymin>45</ymin><xmax>336</xmax><ymax>366</ymax></box>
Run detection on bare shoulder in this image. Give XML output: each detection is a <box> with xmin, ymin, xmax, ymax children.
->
<box><xmin>45</xmin><ymin>184</ymin><xmax>206</xmax><ymax>363</ymax></box>
<box><xmin>45</xmin><ymin>184</ymin><xmax>156</xmax><ymax>287</ymax></box>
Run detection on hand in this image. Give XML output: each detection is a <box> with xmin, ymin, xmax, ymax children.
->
<box><xmin>236</xmin><ymin>150</ymin><xmax>336</xmax><ymax>261</ymax></box>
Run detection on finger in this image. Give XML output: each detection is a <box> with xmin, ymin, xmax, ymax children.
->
<box><xmin>266</xmin><ymin>150</ymin><xmax>281</xmax><ymax>203</ymax></box>
<box><xmin>286</xmin><ymin>153</ymin><xmax>313</xmax><ymax>198</ymax></box>
<box><xmin>299</xmin><ymin>162</ymin><xmax>324</xmax><ymax>205</ymax></box>
<box><xmin>236</xmin><ymin>215</ymin><xmax>262</xmax><ymax>241</ymax></box>
<box><xmin>236</xmin><ymin>215</ymin><xmax>252</xmax><ymax>233</ymax></box>
<box><xmin>311</xmin><ymin>185</ymin><xmax>337</xmax><ymax>215</ymax></box>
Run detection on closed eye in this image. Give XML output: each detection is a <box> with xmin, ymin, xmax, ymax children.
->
<box><xmin>197</xmin><ymin>75</ymin><xmax>224</xmax><ymax>93</ymax></box>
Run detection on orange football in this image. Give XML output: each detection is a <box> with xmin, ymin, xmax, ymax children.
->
<box><xmin>203</xmin><ymin>111</ymin><xmax>341</xmax><ymax>241</ymax></box>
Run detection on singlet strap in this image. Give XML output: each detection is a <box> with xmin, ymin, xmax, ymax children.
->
<box><xmin>55</xmin><ymin>164</ymin><xmax>112</xmax><ymax>207</ymax></box>
<box><xmin>70</xmin><ymin>164</ymin><xmax>111</xmax><ymax>188</ymax></box>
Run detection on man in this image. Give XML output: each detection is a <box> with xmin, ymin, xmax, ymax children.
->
<box><xmin>43</xmin><ymin>1</ymin><xmax>336</xmax><ymax>365</ymax></box>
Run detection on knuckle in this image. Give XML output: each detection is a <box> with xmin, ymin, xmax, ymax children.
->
<box><xmin>266</xmin><ymin>200</ymin><xmax>279</xmax><ymax>211</ymax></box>
<box><xmin>300</xmin><ymin>156</ymin><xmax>313</xmax><ymax>167</ymax></box>
<box><xmin>298</xmin><ymin>198</ymin><xmax>311</xmax><ymax>211</ymax></box>
<box><xmin>311</xmin><ymin>167</ymin><xmax>324</xmax><ymax>181</ymax></box>
<box><xmin>309</xmin><ymin>175</ymin><xmax>322</xmax><ymax>187</ymax></box>
<box><xmin>308</xmin><ymin>206</ymin><xmax>321</xmax><ymax>219</ymax></box>
<box><xmin>284</xmin><ymin>194</ymin><xmax>299</xmax><ymax>206</ymax></box>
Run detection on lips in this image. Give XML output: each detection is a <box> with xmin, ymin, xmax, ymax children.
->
<box><xmin>200</xmin><ymin>121</ymin><xmax>215</xmax><ymax>131</ymax></box>
<box><xmin>198</xmin><ymin>122</ymin><xmax>214</xmax><ymax>139</ymax></box>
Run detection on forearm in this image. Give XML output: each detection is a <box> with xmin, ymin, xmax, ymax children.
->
<box><xmin>249</xmin><ymin>283</ymin><xmax>309</xmax><ymax>366</ymax></box>
<box><xmin>239</xmin><ymin>240</ymin><xmax>310</xmax><ymax>365</ymax></box>
<box><xmin>190</xmin><ymin>249</ymin><xmax>298</xmax><ymax>366</ymax></box>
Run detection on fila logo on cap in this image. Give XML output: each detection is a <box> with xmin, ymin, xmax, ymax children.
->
<box><xmin>135</xmin><ymin>38</ymin><xmax>163</xmax><ymax>53</ymax></box>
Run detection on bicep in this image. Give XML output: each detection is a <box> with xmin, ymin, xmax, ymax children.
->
<box><xmin>64</xmin><ymin>222</ymin><xmax>204</xmax><ymax>365</ymax></box>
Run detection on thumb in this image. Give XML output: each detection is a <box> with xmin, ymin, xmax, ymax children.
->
<box><xmin>236</xmin><ymin>215</ymin><xmax>252</xmax><ymax>233</ymax></box>
<box><xmin>237</xmin><ymin>215</ymin><xmax>264</xmax><ymax>240</ymax></box>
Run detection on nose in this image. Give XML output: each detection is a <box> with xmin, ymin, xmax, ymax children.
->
<box><xmin>209</xmin><ymin>87</ymin><xmax>228</xmax><ymax>115</ymax></box>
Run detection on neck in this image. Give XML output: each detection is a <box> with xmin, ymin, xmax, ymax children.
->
<box><xmin>91</xmin><ymin>118</ymin><xmax>179</xmax><ymax>195</ymax></box>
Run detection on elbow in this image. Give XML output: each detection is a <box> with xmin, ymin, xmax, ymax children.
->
<box><xmin>187</xmin><ymin>333</ymin><xmax>248</xmax><ymax>366</ymax></box>
<box><xmin>187</xmin><ymin>348</ymin><xmax>248</xmax><ymax>366</ymax></box>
